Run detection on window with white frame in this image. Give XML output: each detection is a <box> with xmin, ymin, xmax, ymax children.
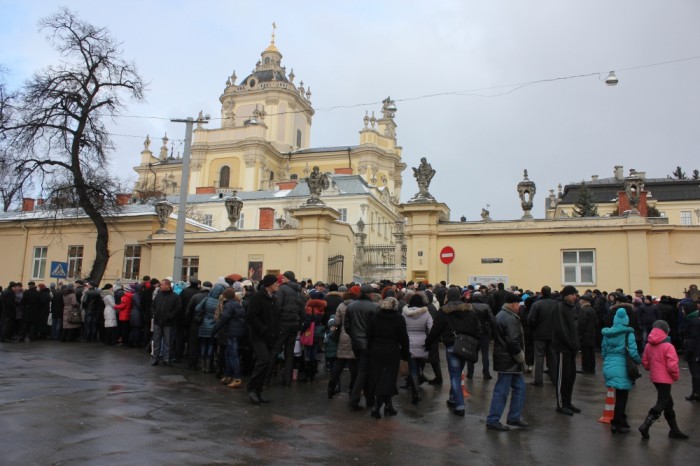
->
<box><xmin>202</xmin><ymin>214</ymin><xmax>213</xmax><ymax>226</ymax></box>
<box><xmin>562</xmin><ymin>249</ymin><xmax>596</xmax><ymax>285</ymax></box>
<box><xmin>123</xmin><ymin>245</ymin><xmax>142</xmax><ymax>280</ymax></box>
<box><xmin>181</xmin><ymin>257</ymin><xmax>199</xmax><ymax>282</ymax></box>
<box><xmin>338</xmin><ymin>208</ymin><xmax>347</xmax><ymax>223</ymax></box>
<box><xmin>680</xmin><ymin>211</ymin><xmax>692</xmax><ymax>226</ymax></box>
<box><xmin>236</xmin><ymin>213</ymin><xmax>245</xmax><ymax>229</ymax></box>
<box><xmin>32</xmin><ymin>247</ymin><xmax>48</xmax><ymax>280</ymax></box>
<box><xmin>67</xmin><ymin>245</ymin><xmax>83</xmax><ymax>280</ymax></box>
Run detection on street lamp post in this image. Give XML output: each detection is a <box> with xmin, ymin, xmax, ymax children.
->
<box><xmin>171</xmin><ymin>114</ymin><xmax>209</xmax><ymax>280</ymax></box>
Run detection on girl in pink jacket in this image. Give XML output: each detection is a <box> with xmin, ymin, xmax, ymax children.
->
<box><xmin>638</xmin><ymin>320</ymin><xmax>688</xmax><ymax>439</ymax></box>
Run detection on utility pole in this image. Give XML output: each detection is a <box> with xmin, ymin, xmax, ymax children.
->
<box><xmin>171</xmin><ymin>114</ymin><xmax>209</xmax><ymax>280</ymax></box>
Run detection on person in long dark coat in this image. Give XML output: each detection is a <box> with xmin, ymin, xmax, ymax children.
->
<box><xmin>366</xmin><ymin>297</ymin><xmax>410</xmax><ymax>419</ymax></box>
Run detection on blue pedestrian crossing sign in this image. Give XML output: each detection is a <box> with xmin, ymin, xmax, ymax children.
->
<box><xmin>50</xmin><ymin>261</ymin><xmax>68</xmax><ymax>279</ymax></box>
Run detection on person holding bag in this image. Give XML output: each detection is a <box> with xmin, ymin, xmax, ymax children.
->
<box><xmin>601</xmin><ymin>308</ymin><xmax>641</xmax><ymax>433</ymax></box>
<box><xmin>425</xmin><ymin>286</ymin><xmax>481</xmax><ymax>417</ymax></box>
<box><xmin>300</xmin><ymin>296</ymin><xmax>326</xmax><ymax>382</ymax></box>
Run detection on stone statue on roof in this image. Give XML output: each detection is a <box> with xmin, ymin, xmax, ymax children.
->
<box><xmin>409</xmin><ymin>157</ymin><xmax>436</xmax><ymax>203</ymax></box>
<box><xmin>305</xmin><ymin>166</ymin><xmax>330</xmax><ymax>205</ymax></box>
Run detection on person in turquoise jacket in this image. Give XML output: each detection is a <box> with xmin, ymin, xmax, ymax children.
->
<box><xmin>601</xmin><ymin>308</ymin><xmax>641</xmax><ymax>433</ymax></box>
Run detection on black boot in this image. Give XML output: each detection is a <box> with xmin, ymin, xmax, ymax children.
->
<box><xmin>409</xmin><ymin>375</ymin><xmax>421</xmax><ymax>404</ymax></box>
<box><xmin>384</xmin><ymin>399</ymin><xmax>398</xmax><ymax>416</ymax></box>
<box><xmin>610</xmin><ymin>419</ymin><xmax>619</xmax><ymax>434</ymax></box>
<box><xmin>429</xmin><ymin>361</ymin><xmax>443</xmax><ymax>385</ymax></box>
<box><xmin>327</xmin><ymin>381</ymin><xmax>336</xmax><ymax>399</ymax></box>
<box><xmin>638</xmin><ymin>412</ymin><xmax>659</xmax><ymax>439</ymax></box>
<box><xmin>665</xmin><ymin>411</ymin><xmax>689</xmax><ymax>439</ymax></box>
<box><xmin>370</xmin><ymin>402</ymin><xmax>382</xmax><ymax>419</ymax></box>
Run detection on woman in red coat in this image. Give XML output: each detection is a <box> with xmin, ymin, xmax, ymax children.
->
<box><xmin>301</xmin><ymin>298</ymin><xmax>327</xmax><ymax>382</ymax></box>
<box><xmin>114</xmin><ymin>286</ymin><xmax>133</xmax><ymax>346</ymax></box>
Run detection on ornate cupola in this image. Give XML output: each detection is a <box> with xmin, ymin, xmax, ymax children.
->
<box><xmin>217</xmin><ymin>23</ymin><xmax>314</xmax><ymax>151</ymax></box>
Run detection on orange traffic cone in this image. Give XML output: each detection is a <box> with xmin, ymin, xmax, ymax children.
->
<box><xmin>461</xmin><ymin>373</ymin><xmax>471</xmax><ymax>398</ymax></box>
<box><xmin>597</xmin><ymin>386</ymin><xmax>615</xmax><ymax>424</ymax></box>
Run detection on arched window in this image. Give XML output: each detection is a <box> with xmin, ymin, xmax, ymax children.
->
<box><xmin>264</xmin><ymin>57</ymin><xmax>271</xmax><ymax>65</ymax></box>
<box><xmin>219</xmin><ymin>166</ymin><xmax>230</xmax><ymax>188</ymax></box>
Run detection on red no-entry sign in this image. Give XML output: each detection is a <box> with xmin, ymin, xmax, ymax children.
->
<box><xmin>440</xmin><ymin>246</ymin><xmax>455</xmax><ymax>265</ymax></box>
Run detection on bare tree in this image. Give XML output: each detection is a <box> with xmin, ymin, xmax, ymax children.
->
<box><xmin>1</xmin><ymin>8</ymin><xmax>145</xmax><ymax>282</ymax></box>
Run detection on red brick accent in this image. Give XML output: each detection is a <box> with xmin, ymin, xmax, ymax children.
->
<box><xmin>37</xmin><ymin>198</ymin><xmax>44</xmax><ymax>206</ymax></box>
<box><xmin>617</xmin><ymin>191</ymin><xmax>648</xmax><ymax>216</ymax></box>
<box><xmin>259</xmin><ymin>207</ymin><xmax>274</xmax><ymax>230</ymax></box>
<box><xmin>116</xmin><ymin>194</ymin><xmax>132</xmax><ymax>206</ymax></box>
<box><xmin>276</xmin><ymin>181</ymin><xmax>298</xmax><ymax>190</ymax></box>
<box><xmin>22</xmin><ymin>198</ymin><xmax>35</xmax><ymax>212</ymax></box>
<box><xmin>334</xmin><ymin>167</ymin><xmax>353</xmax><ymax>174</ymax></box>
<box><xmin>196</xmin><ymin>186</ymin><xmax>216</xmax><ymax>194</ymax></box>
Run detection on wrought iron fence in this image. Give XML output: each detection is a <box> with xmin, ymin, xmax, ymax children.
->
<box><xmin>327</xmin><ymin>254</ymin><xmax>344</xmax><ymax>285</ymax></box>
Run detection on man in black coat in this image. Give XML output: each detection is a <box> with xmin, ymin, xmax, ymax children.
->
<box><xmin>528</xmin><ymin>286</ymin><xmax>558</xmax><ymax>386</ymax></box>
<box><xmin>20</xmin><ymin>281</ymin><xmax>41</xmax><ymax>342</ymax></box>
<box><xmin>247</xmin><ymin>274</ymin><xmax>280</xmax><ymax>404</ymax></box>
<box><xmin>2</xmin><ymin>282</ymin><xmax>21</xmax><ymax>342</ymax></box>
<box><xmin>485</xmin><ymin>293</ymin><xmax>528</xmax><ymax>431</ymax></box>
<box><xmin>150</xmin><ymin>278</ymin><xmax>181</xmax><ymax>367</ymax></box>
<box><xmin>270</xmin><ymin>270</ymin><xmax>304</xmax><ymax>386</ymax></box>
<box><xmin>552</xmin><ymin>285</ymin><xmax>581</xmax><ymax>416</ymax></box>
<box><xmin>345</xmin><ymin>284</ymin><xmax>379</xmax><ymax>410</ymax></box>
<box><xmin>176</xmin><ymin>278</ymin><xmax>200</xmax><ymax>362</ymax></box>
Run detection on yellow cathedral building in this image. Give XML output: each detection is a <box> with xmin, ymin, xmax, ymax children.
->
<box><xmin>1</xmin><ymin>33</ymin><xmax>699</xmax><ymax>297</ymax></box>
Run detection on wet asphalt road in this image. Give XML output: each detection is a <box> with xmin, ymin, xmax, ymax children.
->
<box><xmin>1</xmin><ymin>341</ymin><xmax>697</xmax><ymax>465</ymax></box>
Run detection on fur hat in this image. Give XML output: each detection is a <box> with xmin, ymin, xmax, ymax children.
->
<box><xmin>381</xmin><ymin>297</ymin><xmax>399</xmax><ymax>310</ymax></box>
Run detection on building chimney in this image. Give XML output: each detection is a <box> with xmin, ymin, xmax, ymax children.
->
<box><xmin>22</xmin><ymin>198</ymin><xmax>35</xmax><ymax>212</ymax></box>
<box><xmin>334</xmin><ymin>167</ymin><xmax>353</xmax><ymax>175</ymax></box>
<box><xmin>37</xmin><ymin>198</ymin><xmax>45</xmax><ymax>207</ymax></box>
<box><xmin>116</xmin><ymin>193</ymin><xmax>132</xmax><ymax>206</ymax></box>
<box><xmin>614</xmin><ymin>165</ymin><xmax>624</xmax><ymax>181</ymax></box>
<box><xmin>591</xmin><ymin>175</ymin><xmax>599</xmax><ymax>181</ymax></box>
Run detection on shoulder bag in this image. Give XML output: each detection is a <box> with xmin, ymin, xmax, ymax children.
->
<box><xmin>453</xmin><ymin>332</ymin><xmax>479</xmax><ymax>363</ymax></box>
<box><xmin>625</xmin><ymin>334</ymin><xmax>641</xmax><ymax>381</ymax></box>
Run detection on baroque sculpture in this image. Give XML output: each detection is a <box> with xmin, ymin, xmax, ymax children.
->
<box><xmin>305</xmin><ymin>166</ymin><xmax>330</xmax><ymax>205</ymax></box>
<box><xmin>517</xmin><ymin>169</ymin><xmax>536</xmax><ymax>220</ymax></box>
<box><xmin>224</xmin><ymin>191</ymin><xmax>243</xmax><ymax>230</ymax></box>
<box><xmin>409</xmin><ymin>157</ymin><xmax>436</xmax><ymax>203</ymax></box>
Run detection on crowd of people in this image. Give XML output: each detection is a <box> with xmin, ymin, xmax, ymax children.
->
<box><xmin>1</xmin><ymin>274</ymin><xmax>699</xmax><ymax>438</ymax></box>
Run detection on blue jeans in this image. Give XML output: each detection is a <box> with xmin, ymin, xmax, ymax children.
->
<box><xmin>225</xmin><ymin>337</ymin><xmax>241</xmax><ymax>378</ymax></box>
<box><xmin>51</xmin><ymin>318</ymin><xmax>63</xmax><ymax>340</ymax></box>
<box><xmin>486</xmin><ymin>373</ymin><xmax>526</xmax><ymax>425</ymax></box>
<box><xmin>83</xmin><ymin>312</ymin><xmax>98</xmax><ymax>342</ymax></box>
<box><xmin>446</xmin><ymin>346</ymin><xmax>468</xmax><ymax>410</ymax></box>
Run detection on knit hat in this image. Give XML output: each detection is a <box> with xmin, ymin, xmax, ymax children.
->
<box><xmin>409</xmin><ymin>294</ymin><xmax>425</xmax><ymax>307</ymax></box>
<box><xmin>349</xmin><ymin>285</ymin><xmax>361</xmax><ymax>295</ymax></box>
<box><xmin>613</xmin><ymin>308</ymin><xmax>629</xmax><ymax>326</ymax></box>
<box><xmin>446</xmin><ymin>287</ymin><xmax>462</xmax><ymax>302</ymax></box>
<box><xmin>338</xmin><ymin>285</ymin><xmax>348</xmax><ymax>292</ymax></box>
<box><xmin>360</xmin><ymin>284</ymin><xmax>374</xmax><ymax>295</ymax></box>
<box><xmin>561</xmin><ymin>285</ymin><xmax>578</xmax><ymax>297</ymax></box>
<box><xmin>232</xmin><ymin>282</ymin><xmax>243</xmax><ymax>292</ymax></box>
<box><xmin>261</xmin><ymin>274</ymin><xmax>278</xmax><ymax>287</ymax></box>
<box><xmin>652</xmin><ymin>320</ymin><xmax>670</xmax><ymax>334</ymax></box>
<box><xmin>202</xmin><ymin>281</ymin><xmax>213</xmax><ymax>290</ymax></box>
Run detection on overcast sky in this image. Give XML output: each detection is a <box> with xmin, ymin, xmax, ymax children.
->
<box><xmin>2</xmin><ymin>0</ymin><xmax>699</xmax><ymax>220</ymax></box>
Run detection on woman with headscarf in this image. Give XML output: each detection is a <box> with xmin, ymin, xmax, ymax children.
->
<box><xmin>601</xmin><ymin>308</ymin><xmax>642</xmax><ymax>433</ymax></box>
<box><xmin>366</xmin><ymin>297</ymin><xmax>410</xmax><ymax>419</ymax></box>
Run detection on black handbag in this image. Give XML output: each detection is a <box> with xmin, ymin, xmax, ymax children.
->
<box><xmin>453</xmin><ymin>332</ymin><xmax>479</xmax><ymax>363</ymax></box>
<box><xmin>625</xmin><ymin>335</ymin><xmax>641</xmax><ymax>381</ymax></box>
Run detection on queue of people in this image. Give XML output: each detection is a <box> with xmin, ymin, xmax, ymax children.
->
<box><xmin>1</xmin><ymin>275</ymin><xmax>698</xmax><ymax>439</ymax></box>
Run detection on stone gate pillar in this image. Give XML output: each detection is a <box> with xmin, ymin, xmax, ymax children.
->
<box><xmin>398</xmin><ymin>202</ymin><xmax>450</xmax><ymax>283</ymax></box>
<box><xmin>289</xmin><ymin>205</ymin><xmax>341</xmax><ymax>282</ymax></box>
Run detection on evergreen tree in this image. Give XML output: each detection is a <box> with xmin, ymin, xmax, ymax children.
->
<box><xmin>573</xmin><ymin>182</ymin><xmax>599</xmax><ymax>217</ymax></box>
<box><xmin>672</xmin><ymin>166</ymin><xmax>687</xmax><ymax>179</ymax></box>
<box><xmin>693</xmin><ymin>169</ymin><xmax>699</xmax><ymax>180</ymax></box>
